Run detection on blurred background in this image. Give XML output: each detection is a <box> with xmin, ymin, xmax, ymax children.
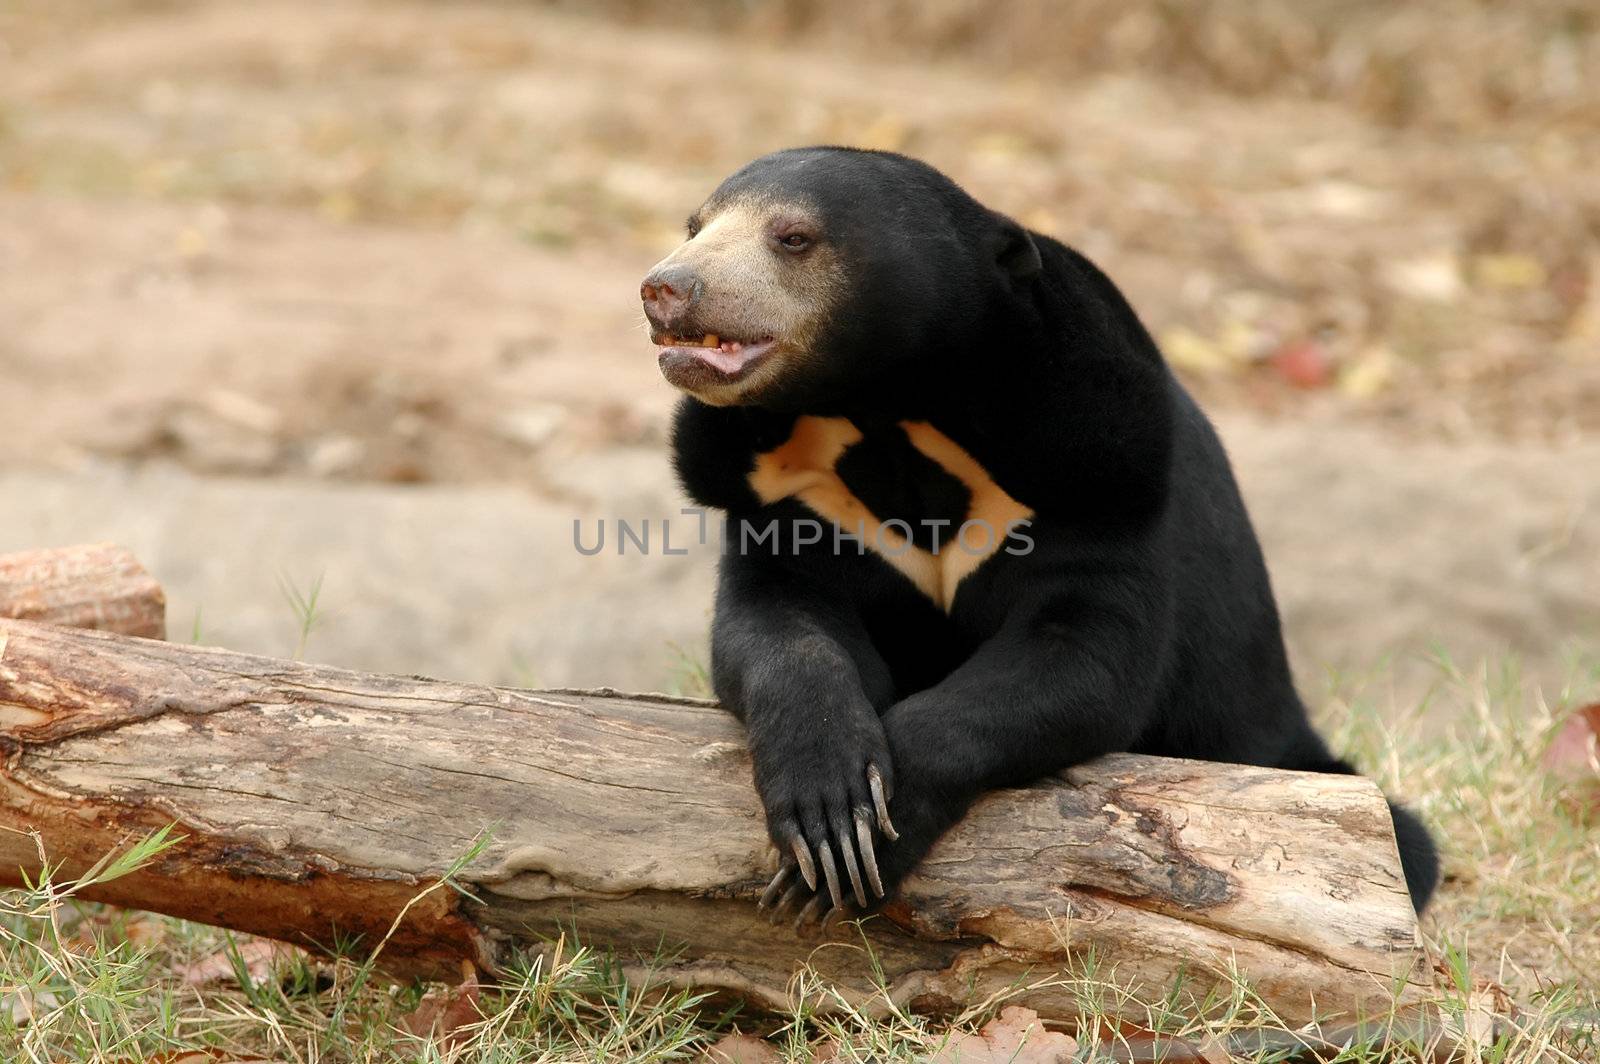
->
<box><xmin>1</xmin><ymin>0</ymin><xmax>1596</xmax><ymax>712</ymax></box>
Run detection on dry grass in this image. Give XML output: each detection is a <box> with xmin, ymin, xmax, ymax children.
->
<box><xmin>4</xmin><ymin>654</ymin><xmax>1597</xmax><ymax>1062</ymax></box>
<box><xmin>1327</xmin><ymin>653</ymin><xmax>1600</xmax><ymax>992</ymax></box>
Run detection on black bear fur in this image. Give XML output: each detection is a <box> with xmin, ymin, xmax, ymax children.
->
<box><xmin>659</xmin><ymin>147</ymin><xmax>1439</xmax><ymax>921</ymax></box>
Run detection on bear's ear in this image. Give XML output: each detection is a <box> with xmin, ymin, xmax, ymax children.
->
<box><xmin>990</xmin><ymin>212</ymin><xmax>1042</xmax><ymax>283</ymax></box>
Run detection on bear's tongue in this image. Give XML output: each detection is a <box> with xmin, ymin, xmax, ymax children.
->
<box><xmin>699</xmin><ymin>345</ymin><xmax>751</xmax><ymax>374</ymax></box>
<box><xmin>659</xmin><ymin>334</ymin><xmax>776</xmax><ymax>376</ymax></box>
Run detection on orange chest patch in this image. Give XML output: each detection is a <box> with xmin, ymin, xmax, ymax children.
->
<box><xmin>747</xmin><ymin>416</ymin><xmax>1033</xmax><ymax>611</ymax></box>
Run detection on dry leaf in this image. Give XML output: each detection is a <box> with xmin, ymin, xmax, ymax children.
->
<box><xmin>1544</xmin><ymin>703</ymin><xmax>1600</xmax><ymax>783</ymax></box>
<box><xmin>1545</xmin><ymin>703</ymin><xmax>1600</xmax><ymax>818</ymax></box>
<box><xmin>927</xmin><ymin>1006</ymin><xmax>1078</xmax><ymax>1063</ymax></box>
<box><xmin>1269</xmin><ymin>339</ymin><xmax>1333</xmax><ymax>390</ymax></box>
<box><xmin>699</xmin><ymin>1032</ymin><xmax>783</xmax><ymax>1064</ymax></box>
<box><xmin>1191</xmin><ymin>1033</ymin><xmax>1233</xmax><ymax>1064</ymax></box>
<box><xmin>1382</xmin><ymin>252</ymin><xmax>1464</xmax><ymax>303</ymax></box>
<box><xmin>1080</xmin><ymin>1018</ymin><xmax>1221</xmax><ymax>1062</ymax></box>
<box><xmin>122</xmin><ymin>916</ymin><xmax>170</xmax><ymax>947</ymax></box>
<box><xmin>1338</xmin><ymin>345</ymin><xmax>1397</xmax><ymax>399</ymax></box>
<box><xmin>811</xmin><ymin>1038</ymin><xmax>842</xmax><ymax>1062</ymax></box>
<box><xmin>399</xmin><ymin>961</ymin><xmax>481</xmax><ymax>1049</ymax></box>
<box><xmin>75</xmin><ymin>910</ymin><xmax>168</xmax><ymax>951</ymax></box>
<box><xmin>178</xmin><ymin>936</ymin><xmax>306</xmax><ymax>988</ymax></box>
<box><xmin>1446</xmin><ymin>982</ymin><xmax>1518</xmax><ymax>1045</ymax></box>
<box><xmin>1474</xmin><ymin>253</ymin><xmax>1546</xmax><ymax>290</ymax></box>
<box><xmin>1163</xmin><ymin>326</ymin><xmax>1236</xmax><ymax>375</ymax></box>
<box><xmin>5</xmin><ymin>985</ymin><xmax>60</xmax><ymax>1026</ymax></box>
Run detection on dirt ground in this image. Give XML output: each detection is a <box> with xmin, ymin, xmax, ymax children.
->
<box><xmin>1</xmin><ymin>0</ymin><xmax>1597</xmax><ymax>708</ymax></box>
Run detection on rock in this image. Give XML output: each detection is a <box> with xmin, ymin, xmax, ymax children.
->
<box><xmin>494</xmin><ymin>404</ymin><xmax>567</xmax><ymax>450</ymax></box>
<box><xmin>305</xmin><ymin>435</ymin><xmax>367</xmax><ymax>478</ymax></box>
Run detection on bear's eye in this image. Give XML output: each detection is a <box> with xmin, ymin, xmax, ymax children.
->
<box><xmin>778</xmin><ymin>232</ymin><xmax>811</xmax><ymax>252</ymax></box>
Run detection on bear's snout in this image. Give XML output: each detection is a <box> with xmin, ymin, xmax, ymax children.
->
<box><xmin>640</xmin><ymin>265</ymin><xmax>703</xmax><ymax>329</ymax></box>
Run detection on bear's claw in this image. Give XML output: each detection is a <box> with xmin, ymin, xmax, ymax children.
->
<box><xmin>759</xmin><ymin>762</ymin><xmax>898</xmax><ymax>928</ymax></box>
<box><xmin>854</xmin><ymin>810</ymin><xmax>883</xmax><ymax>899</ymax></box>
<box><xmin>794</xmin><ymin>894</ymin><xmax>829</xmax><ymax>930</ymax></box>
<box><xmin>787</xmin><ymin>835</ymin><xmax>817</xmax><ymax>890</ymax></box>
<box><xmin>816</xmin><ymin>836</ymin><xmax>844</xmax><ymax>909</ymax></box>
<box><xmin>868</xmin><ymin>764</ymin><xmax>898</xmax><ymax>840</ymax></box>
<box><xmin>832</xmin><ymin>809</ymin><xmax>868</xmax><ymax>907</ymax></box>
<box><xmin>767</xmin><ymin>880</ymin><xmax>808</xmax><ymax>923</ymax></box>
<box><xmin>758</xmin><ymin>862</ymin><xmax>793</xmax><ymax>908</ymax></box>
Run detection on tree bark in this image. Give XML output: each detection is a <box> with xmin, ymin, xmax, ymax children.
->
<box><xmin>0</xmin><ymin>617</ymin><xmax>1428</xmax><ymax>1025</ymax></box>
<box><xmin>0</xmin><ymin>544</ymin><xmax>166</xmax><ymax>639</ymax></box>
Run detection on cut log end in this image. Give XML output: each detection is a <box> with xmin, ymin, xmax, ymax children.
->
<box><xmin>0</xmin><ymin>543</ymin><xmax>166</xmax><ymax>639</ymax></box>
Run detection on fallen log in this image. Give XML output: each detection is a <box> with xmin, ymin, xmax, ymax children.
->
<box><xmin>0</xmin><ymin>616</ymin><xmax>1428</xmax><ymax>1025</ymax></box>
<box><xmin>0</xmin><ymin>543</ymin><xmax>166</xmax><ymax>639</ymax></box>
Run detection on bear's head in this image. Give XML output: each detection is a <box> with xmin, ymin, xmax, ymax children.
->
<box><xmin>641</xmin><ymin>148</ymin><xmax>1041</xmax><ymax>410</ymax></box>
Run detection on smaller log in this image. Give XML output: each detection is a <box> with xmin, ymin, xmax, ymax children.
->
<box><xmin>0</xmin><ymin>544</ymin><xmax>166</xmax><ymax>639</ymax></box>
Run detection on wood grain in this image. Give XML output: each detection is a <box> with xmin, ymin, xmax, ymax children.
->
<box><xmin>0</xmin><ymin>543</ymin><xmax>166</xmax><ymax>639</ymax></box>
<box><xmin>0</xmin><ymin>617</ymin><xmax>1427</xmax><ymax>1024</ymax></box>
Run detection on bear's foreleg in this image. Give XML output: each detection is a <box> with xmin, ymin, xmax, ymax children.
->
<box><xmin>870</xmin><ymin>592</ymin><xmax>1162</xmax><ymax>905</ymax></box>
<box><xmin>710</xmin><ymin>551</ymin><xmax>900</xmax><ymax>924</ymax></box>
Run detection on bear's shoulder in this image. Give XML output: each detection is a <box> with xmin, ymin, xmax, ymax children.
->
<box><xmin>670</xmin><ymin>399</ymin><xmax>796</xmax><ymax>513</ymax></box>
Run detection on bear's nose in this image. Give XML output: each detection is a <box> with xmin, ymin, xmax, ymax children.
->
<box><xmin>640</xmin><ymin>266</ymin><xmax>701</xmax><ymax>326</ymax></box>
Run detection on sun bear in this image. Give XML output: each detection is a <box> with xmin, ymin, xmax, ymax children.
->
<box><xmin>640</xmin><ymin>147</ymin><xmax>1438</xmax><ymax>927</ymax></box>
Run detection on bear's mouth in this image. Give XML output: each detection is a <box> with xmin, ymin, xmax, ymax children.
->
<box><xmin>653</xmin><ymin>332</ymin><xmax>779</xmax><ymax>387</ymax></box>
